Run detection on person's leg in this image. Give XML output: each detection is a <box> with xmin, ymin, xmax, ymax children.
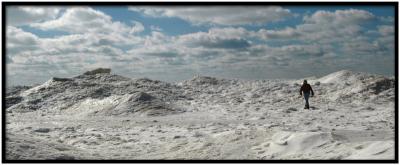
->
<box><xmin>304</xmin><ymin>92</ymin><xmax>310</xmax><ymax>109</ymax></box>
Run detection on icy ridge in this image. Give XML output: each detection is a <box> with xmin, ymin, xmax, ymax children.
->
<box><xmin>6</xmin><ymin>69</ymin><xmax>393</xmax><ymax>115</ymax></box>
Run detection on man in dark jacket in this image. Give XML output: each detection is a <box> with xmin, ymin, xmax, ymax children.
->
<box><xmin>300</xmin><ymin>80</ymin><xmax>314</xmax><ymax>109</ymax></box>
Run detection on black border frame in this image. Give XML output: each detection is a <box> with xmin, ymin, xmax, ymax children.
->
<box><xmin>1</xmin><ymin>1</ymin><xmax>398</xmax><ymax>163</ymax></box>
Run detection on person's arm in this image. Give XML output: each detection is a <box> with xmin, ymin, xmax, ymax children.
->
<box><xmin>310</xmin><ymin>85</ymin><xmax>314</xmax><ymax>96</ymax></box>
<box><xmin>299</xmin><ymin>86</ymin><xmax>303</xmax><ymax>96</ymax></box>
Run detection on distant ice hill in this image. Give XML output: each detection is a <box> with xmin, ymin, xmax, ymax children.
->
<box><xmin>6</xmin><ymin>69</ymin><xmax>394</xmax><ymax>116</ymax></box>
<box><xmin>7</xmin><ymin>68</ymin><xmax>186</xmax><ymax>116</ymax></box>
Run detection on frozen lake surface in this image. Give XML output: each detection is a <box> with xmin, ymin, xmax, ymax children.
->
<box><xmin>5</xmin><ymin>69</ymin><xmax>395</xmax><ymax>160</ymax></box>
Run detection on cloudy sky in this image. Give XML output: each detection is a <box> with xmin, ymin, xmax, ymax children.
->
<box><xmin>6</xmin><ymin>5</ymin><xmax>395</xmax><ymax>86</ymax></box>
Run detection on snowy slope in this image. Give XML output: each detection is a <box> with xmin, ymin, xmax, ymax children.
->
<box><xmin>5</xmin><ymin>69</ymin><xmax>395</xmax><ymax>160</ymax></box>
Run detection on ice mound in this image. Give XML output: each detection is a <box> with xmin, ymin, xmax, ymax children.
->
<box><xmin>129</xmin><ymin>78</ymin><xmax>169</xmax><ymax>90</ymax></box>
<box><xmin>5</xmin><ymin>96</ymin><xmax>23</xmax><ymax>109</ymax></box>
<box><xmin>83</xmin><ymin>68</ymin><xmax>111</xmax><ymax>75</ymax></box>
<box><xmin>52</xmin><ymin>77</ymin><xmax>73</xmax><ymax>82</ymax></box>
<box><xmin>20</xmin><ymin>78</ymin><xmax>64</xmax><ymax>97</ymax></box>
<box><xmin>6</xmin><ymin>69</ymin><xmax>393</xmax><ymax>114</ymax></box>
<box><xmin>315</xmin><ymin>70</ymin><xmax>394</xmax><ymax>101</ymax></box>
<box><xmin>7</xmin><ymin>69</ymin><xmax>186</xmax><ymax>116</ymax></box>
<box><xmin>318</xmin><ymin>70</ymin><xmax>357</xmax><ymax>84</ymax></box>
<box><xmin>6</xmin><ymin>85</ymin><xmax>32</xmax><ymax>96</ymax></box>
<box><xmin>367</xmin><ymin>77</ymin><xmax>395</xmax><ymax>94</ymax></box>
<box><xmin>110</xmin><ymin>92</ymin><xmax>184</xmax><ymax>116</ymax></box>
<box><xmin>6</xmin><ymin>86</ymin><xmax>31</xmax><ymax>109</ymax></box>
<box><xmin>130</xmin><ymin>92</ymin><xmax>154</xmax><ymax>102</ymax></box>
<box><xmin>66</xmin><ymin>92</ymin><xmax>184</xmax><ymax>117</ymax></box>
<box><xmin>74</xmin><ymin>73</ymin><xmax>131</xmax><ymax>83</ymax></box>
<box><xmin>183</xmin><ymin>75</ymin><xmax>225</xmax><ymax>86</ymax></box>
<box><xmin>10</xmin><ymin>69</ymin><xmax>393</xmax><ymax>113</ymax></box>
<box><xmin>132</xmin><ymin>77</ymin><xmax>161</xmax><ymax>84</ymax></box>
<box><xmin>318</xmin><ymin>70</ymin><xmax>386</xmax><ymax>85</ymax></box>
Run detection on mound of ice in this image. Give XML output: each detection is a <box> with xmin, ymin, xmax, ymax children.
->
<box><xmin>315</xmin><ymin>70</ymin><xmax>394</xmax><ymax>101</ymax></box>
<box><xmin>319</xmin><ymin>70</ymin><xmax>362</xmax><ymax>84</ymax></box>
<box><xmin>7</xmin><ymin>69</ymin><xmax>394</xmax><ymax>114</ymax></box>
<box><xmin>66</xmin><ymin>92</ymin><xmax>183</xmax><ymax>117</ymax></box>
<box><xmin>130</xmin><ymin>92</ymin><xmax>154</xmax><ymax>102</ymax></box>
<box><xmin>83</xmin><ymin>68</ymin><xmax>111</xmax><ymax>75</ymax></box>
<box><xmin>367</xmin><ymin>77</ymin><xmax>395</xmax><ymax>94</ymax></box>
<box><xmin>6</xmin><ymin>85</ymin><xmax>32</xmax><ymax>96</ymax></box>
<box><xmin>183</xmin><ymin>75</ymin><xmax>225</xmax><ymax>86</ymax></box>
<box><xmin>20</xmin><ymin>79</ymin><xmax>61</xmax><ymax>97</ymax></box>
<box><xmin>6</xmin><ymin>86</ymin><xmax>31</xmax><ymax>109</ymax></box>
<box><xmin>8</xmin><ymin>69</ymin><xmax>186</xmax><ymax>116</ymax></box>
<box><xmin>74</xmin><ymin>73</ymin><xmax>131</xmax><ymax>83</ymax></box>
<box><xmin>5</xmin><ymin>96</ymin><xmax>23</xmax><ymax>109</ymax></box>
<box><xmin>110</xmin><ymin>92</ymin><xmax>183</xmax><ymax>116</ymax></box>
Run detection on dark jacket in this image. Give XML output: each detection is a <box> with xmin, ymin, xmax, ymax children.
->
<box><xmin>300</xmin><ymin>84</ymin><xmax>314</xmax><ymax>95</ymax></box>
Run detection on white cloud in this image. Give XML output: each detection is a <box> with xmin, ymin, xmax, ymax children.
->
<box><xmin>142</xmin><ymin>31</ymin><xmax>171</xmax><ymax>47</ymax></box>
<box><xmin>375</xmin><ymin>25</ymin><xmax>395</xmax><ymax>51</ymax></box>
<box><xmin>378</xmin><ymin>25</ymin><xmax>394</xmax><ymax>36</ymax></box>
<box><xmin>258</xmin><ymin>27</ymin><xmax>300</xmax><ymax>39</ymax></box>
<box><xmin>177</xmin><ymin>27</ymin><xmax>253</xmax><ymax>49</ymax></box>
<box><xmin>6</xmin><ymin>6</ymin><xmax>61</xmax><ymax>26</ymax></box>
<box><xmin>31</xmin><ymin>7</ymin><xmax>137</xmax><ymax>36</ymax></box>
<box><xmin>303</xmin><ymin>9</ymin><xmax>374</xmax><ymax>24</ymax></box>
<box><xmin>130</xmin><ymin>21</ymin><xmax>145</xmax><ymax>34</ymax></box>
<box><xmin>29</xmin><ymin>7</ymin><xmax>144</xmax><ymax>47</ymax></box>
<box><xmin>343</xmin><ymin>40</ymin><xmax>380</xmax><ymax>55</ymax></box>
<box><xmin>150</xmin><ymin>25</ymin><xmax>163</xmax><ymax>31</ymax></box>
<box><xmin>6</xmin><ymin>24</ymin><xmax>142</xmax><ymax>86</ymax></box>
<box><xmin>279</xmin><ymin>44</ymin><xmax>323</xmax><ymax>57</ymax></box>
<box><xmin>379</xmin><ymin>16</ymin><xmax>394</xmax><ymax>23</ymax></box>
<box><xmin>6</xmin><ymin>26</ymin><xmax>40</xmax><ymax>55</ymax></box>
<box><xmin>7</xmin><ymin>33</ymin><xmax>141</xmax><ymax>81</ymax></box>
<box><xmin>7</xmin><ymin>26</ymin><xmax>39</xmax><ymax>46</ymax></box>
<box><xmin>129</xmin><ymin>6</ymin><xmax>292</xmax><ymax>25</ymax></box>
<box><xmin>208</xmin><ymin>9</ymin><xmax>376</xmax><ymax>44</ymax></box>
<box><xmin>282</xmin><ymin>9</ymin><xmax>375</xmax><ymax>44</ymax></box>
<box><xmin>5</xmin><ymin>7</ymin><xmax>394</xmax><ymax>86</ymax></box>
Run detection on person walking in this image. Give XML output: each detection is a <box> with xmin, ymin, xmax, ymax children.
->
<box><xmin>300</xmin><ymin>80</ymin><xmax>314</xmax><ymax>109</ymax></box>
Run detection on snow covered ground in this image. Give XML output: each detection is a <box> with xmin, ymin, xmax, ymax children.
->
<box><xmin>5</xmin><ymin>69</ymin><xmax>395</xmax><ymax>160</ymax></box>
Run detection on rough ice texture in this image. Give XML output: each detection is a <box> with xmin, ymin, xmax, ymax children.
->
<box><xmin>83</xmin><ymin>68</ymin><xmax>111</xmax><ymax>75</ymax></box>
<box><xmin>5</xmin><ymin>70</ymin><xmax>395</xmax><ymax>160</ymax></box>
